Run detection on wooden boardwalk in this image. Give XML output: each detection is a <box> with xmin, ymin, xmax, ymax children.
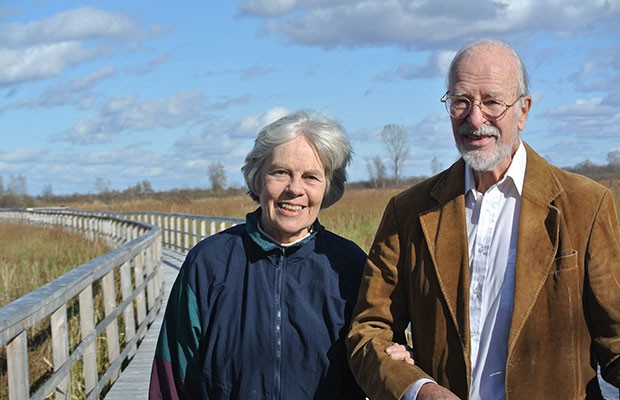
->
<box><xmin>104</xmin><ymin>248</ymin><xmax>185</xmax><ymax>400</ymax></box>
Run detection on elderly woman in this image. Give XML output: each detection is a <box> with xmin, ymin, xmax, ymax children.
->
<box><xmin>149</xmin><ymin>110</ymin><xmax>367</xmax><ymax>399</ymax></box>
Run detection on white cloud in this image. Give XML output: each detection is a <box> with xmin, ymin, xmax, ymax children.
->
<box><xmin>0</xmin><ymin>7</ymin><xmax>137</xmax><ymax>48</ymax></box>
<box><xmin>240</xmin><ymin>0</ymin><xmax>620</xmax><ymax>49</ymax></box>
<box><xmin>54</xmin><ymin>91</ymin><xmax>207</xmax><ymax>144</ymax></box>
<box><xmin>0</xmin><ymin>42</ymin><xmax>96</xmax><ymax>84</ymax></box>
<box><xmin>2</xmin><ymin>65</ymin><xmax>116</xmax><ymax>112</ymax></box>
<box><xmin>237</xmin><ymin>106</ymin><xmax>289</xmax><ymax>137</ymax></box>
<box><xmin>542</xmin><ymin>97</ymin><xmax>620</xmax><ymax>138</ymax></box>
<box><xmin>0</xmin><ymin>7</ymin><xmax>139</xmax><ymax>85</ymax></box>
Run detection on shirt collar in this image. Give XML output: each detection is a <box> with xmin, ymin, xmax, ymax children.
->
<box><xmin>465</xmin><ymin>140</ymin><xmax>527</xmax><ymax>197</ymax></box>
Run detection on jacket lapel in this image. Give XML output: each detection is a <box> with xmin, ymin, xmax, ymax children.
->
<box><xmin>508</xmin><ymin>143</ymin><xmax>563</xmax><ymax>352</ymax></box>
<box><xmin>420</xmin><ymin>160</ymin><xmax>471</xmax><ymax>354</ymax></box>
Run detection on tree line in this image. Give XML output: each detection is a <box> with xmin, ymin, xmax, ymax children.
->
<box><xmin>1</xmin><ymin>128</ymin><xmax>619</xmax><ymax>208</ymax></box>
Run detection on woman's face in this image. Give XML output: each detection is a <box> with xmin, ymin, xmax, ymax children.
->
<box><xmin>259</xmin><ymin>135</ymin><xmax>327</xmax><ymax>244</ymax></box>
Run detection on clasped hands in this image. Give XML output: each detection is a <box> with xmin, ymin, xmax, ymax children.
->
<box><xmin>385</xmin><ymin>343</ymin><xmax>460</xmax><ymax>400</ymax></box>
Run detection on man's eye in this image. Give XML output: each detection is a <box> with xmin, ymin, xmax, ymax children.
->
<box><xmin>483</xmin><ymin>100</ymin><xmax>504</xmax><ymax>108</ymax></box>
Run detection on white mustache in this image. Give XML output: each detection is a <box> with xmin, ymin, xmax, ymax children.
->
<box><xmin>458</xmin><ymin>123</ymin><xmax>500</xmax><ymax>138</ymax></box>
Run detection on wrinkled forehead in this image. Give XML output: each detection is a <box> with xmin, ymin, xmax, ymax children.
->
<box><xmin>449</xmin><ymin>45</ymin><xmax>519</xmax><ymax>95</ymax></box>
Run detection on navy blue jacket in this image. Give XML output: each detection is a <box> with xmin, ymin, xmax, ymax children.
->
<box><xmin>150</xmin><ymin>209</ymin><xmax>367</xmax><ymax>399</ymax></box>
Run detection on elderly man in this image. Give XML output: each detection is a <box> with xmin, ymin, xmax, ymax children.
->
<box><xmin>347</xmin><ymin>39</ymin><xmax>620</xmax><ymax>399</ymax></box>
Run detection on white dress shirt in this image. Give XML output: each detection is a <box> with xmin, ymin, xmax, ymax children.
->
<box><xmin>465</xmin><ymin>142</ymin><xmax>525</xmax><ymax>399</ymax></box>
<box><xmin>403</xmin><ymin>142</ymin><xmax>526</xmax><ymax>400</ymax></box>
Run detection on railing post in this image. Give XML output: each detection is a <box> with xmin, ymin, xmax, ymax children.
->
<box><xmin>6</xmin><ymin>331</ymin><xmax>29</xmax><ymax>400</ymax></box>
<box><xmin>176</xmin><ymin>216</ymin><xmax>182</xmax><ymax>251</ymax></box>
<box><xmin>184</xmin><ymin>217</ymin><xmax>190</xmax><ymax>251</ymax></box>
<box><xmin>102</xmin><ymin>270</ymin><xmax>120</xmax><ymax>381</ymax></box>
<box><xmin>79</xmin><ymin>284</ymin><xmax>98</xmax><ymax>395</ymax></box>
<box><xmin>134</xmin><ymin>251</ymin><xmax>147</xmax><ymax>325</ymax></box>
<box><xmin>200</xmin><ymin>219</ymin><xmax>207</xmax><ymax>241</ymax></box>
<box><xmin>191</xmin><ymin>218</ymin><xmax>197</xmax><ymax>247</ymax></box>
<box><xmin>51</xmin><ymin>304</ymin><xmax>70</xmax><ymax>399</ymax></box>
<box><xmin>120</xmin><ymin>260</ymin><xmax>137</xmax><ymax>358</ymax></box>
<box><xmin>145</xmin><ymin>246</ymin><xmax>156</xmax><ymax>311</ymax></box>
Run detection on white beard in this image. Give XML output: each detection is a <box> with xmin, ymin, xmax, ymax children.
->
<box><xmin>456</xmin><ymin>123</ymin><xmax>517</xmax><ymax>172</ymax></box>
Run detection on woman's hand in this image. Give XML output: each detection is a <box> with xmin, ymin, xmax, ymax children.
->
<box><xmin>385</xmin><ymin>342</ymin><xmax>415</xmax><ymax>365</ymax></box>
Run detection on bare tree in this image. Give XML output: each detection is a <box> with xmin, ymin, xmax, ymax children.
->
<box><xmin>7</xmin><ymin>174</ymin><xmax>27</xmax><ymax>196</ymax></box>
<box><xmin>41</xmin><ymin>183</ymin><xmax>54</xmax><ymax>199</ymax></box>
<box><xmin>431</xmin><ymin>156</ymin><xmax>443</xmax><ymax>175</ymax></box>
<box><xmin>95</xmin><ymin>177</ymin><xmax>111</xmax><ymax>194</ymax></box>
<box><xmin>381</xmin><ymin>124</ymin><xmax>410</xmax><ymax>185</ymax></box>
<box><xmin>608</xmin><ymin>150</ymin><xmax>620</xmax><ymax>167</ymax></box>
<box><xmin>366</xmin><ymin>156</ymin><xmax>387</xmax><ymax>188</ymax></box>
<box><xmin>208</xmin><ymin>162</ymin><xmax>227</xmax><ymax>191</ymax></box>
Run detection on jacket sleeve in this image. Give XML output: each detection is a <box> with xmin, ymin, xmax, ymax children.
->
<box><xmin>585</xmin><ymin>189</ymin><xmax>620</xmax><ymax>387</ymax></box>
<box><xmin>346</xmin><ymin>198</ymin><xmax>432</xmax><ymax>400</ymax></box>
<box><xmin>149</xmin><ymin>260</ymin><xmax>203</xmax><ymax>399</ymax></box>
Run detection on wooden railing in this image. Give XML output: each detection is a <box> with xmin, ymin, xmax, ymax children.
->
<box><xmin>97</xmin><ymin>210</ymin><xmax>244</xmax><ymax>253</ymax></box>
<box><xmin>0</xmin><ymin>208</ymin><xmax>242</xmax><ymax>400</ymax></box>
<box><xmin>0</xmin><ymin>208</ymin><xmax>162</xmax><ymax>400</ymax></box>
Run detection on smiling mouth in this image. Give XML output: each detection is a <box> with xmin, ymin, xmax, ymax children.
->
<box><xmin>279</xmin><ymin>203</ymin><xmax>304</xmax><ymax>211</ymax></box>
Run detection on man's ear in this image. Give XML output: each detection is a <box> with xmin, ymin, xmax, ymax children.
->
<box><xmin>517</xmin><ymin>96</ymin><xmax>532</xmax><ymax>131</ymax></box>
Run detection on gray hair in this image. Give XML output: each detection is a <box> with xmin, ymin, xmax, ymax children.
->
<box><xmin>241</xmin><ymin>109</ymin><xmax>353</xmax><ymax>209</ymax></box>
<box><xmin>447</xmin><ymin>38</ymin><xmax>530</xmax><ymax>98</ymax></box>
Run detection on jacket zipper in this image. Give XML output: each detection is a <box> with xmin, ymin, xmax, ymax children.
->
<box><xmin>274</xmin><ymin>249</ymin><xmax>285</xmax><ymax>400</ymax></box>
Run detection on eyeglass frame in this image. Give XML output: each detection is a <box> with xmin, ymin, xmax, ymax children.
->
<box><xmin>440</xmin><ymin>91</ymin><xmax>525</xmax><ymax>121</ymax></box>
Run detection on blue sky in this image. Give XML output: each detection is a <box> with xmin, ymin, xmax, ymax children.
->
<box><xmin>1</xmin><ymin>1</ymin><xmax>619</xmax><ymax>195</ymax></box>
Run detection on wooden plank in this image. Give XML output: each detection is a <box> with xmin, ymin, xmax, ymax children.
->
<box><xmin>6</xmin><ymin>331</ymin><xmax>28</xmax><ymax>400</ymax></box>
<box><xmin>120</xmin><ymin>261</ymin><xmax>137</xmax><ymax>359</ymax></box>
<box><xmin>51</xmin><ymin>304</ymin><xmax>70</xmax><ymax>399</ymax></box>
<box><xmin>79</xmin><ymin>284</ymin><xmax>98</xmax><ymax>394</ymax></box>
<box><xmin>102</xmin><ymin>270</ymin><xmax>120</xmax><ymax>382</ymax></box>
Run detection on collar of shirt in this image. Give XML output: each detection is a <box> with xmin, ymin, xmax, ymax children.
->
<box><xmin>464</xmin><ymin>140</ymin><xmax>527</xmax><ymax>200</ymax></box>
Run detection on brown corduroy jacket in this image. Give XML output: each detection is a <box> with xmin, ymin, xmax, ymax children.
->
<box><xmin>347</xmin><ymin>143</ymin><xmax>620</xmax><ymax>399</ymax></box>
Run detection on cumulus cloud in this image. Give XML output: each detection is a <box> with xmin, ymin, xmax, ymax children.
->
<box><xmin>54</xmin><ymin>91</ymin><xmax>207</xmax><ymax>144</ymax></box>
<box><xmin>542</xmin><ymin>97</ymin><xmax>620</xmax><ymax>138</ymax></box>
<box><xmin>0</xmin><ymin>7</ymin><xmax>139</xmax><ymax>85</ymax></box>
<box><xmin>1</xmin><ymin>65</ymin><xmax>116</xmax><ymax>113</ymax></box>
<box><xmin>0</xmin><ymin>7</ymin><xmax>137</xmax><ymax>47</ymax></box>
<box><xmin>235</xmin><ymin>106</ymin><xmax>290</xmax><ymax>137</ymax></box>
<box><xmin>375</xmin><ymin>50</ymin><xmax>455</xmax><ymax>81</ymax></box>
<box><xmin>239</xmin><ymin>0</ymin><xmax>620</xmax><ymax>49</ymax></box>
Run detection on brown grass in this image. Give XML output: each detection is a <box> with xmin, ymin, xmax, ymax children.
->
<box><xmin>0</xmin><ymin>222</ymin><xmax>110</xmax><ymax>398</ymax></box>
<box><xmin>64</xmin><ymin>182</ymin><xmax>620</xmax><ymax>251</ymax></box>
<box><xmin>65</xmin><ymin>188</ymin><xmax>402</xmax><ymax>252</ymax></box>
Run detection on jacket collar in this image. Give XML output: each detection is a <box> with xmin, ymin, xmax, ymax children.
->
<box><xmin>245</xmin><ymin>208</ymin><xmax>322</xmax><ymax>252</ymax></box>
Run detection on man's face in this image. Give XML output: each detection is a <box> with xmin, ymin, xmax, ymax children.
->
<box><xmin>449</xmin><ymin>45</ymin><xmax>531</xmax><ymax>174</ymax></box>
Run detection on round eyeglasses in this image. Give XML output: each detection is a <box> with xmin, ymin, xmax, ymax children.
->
<box><xmin>440</xmin><ymin>91</ymin><xmax>524</xmax><ymax>121</ymax></box>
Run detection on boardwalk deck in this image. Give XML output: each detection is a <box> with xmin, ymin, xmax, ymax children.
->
<box><xmin>104</xmin><ymin>248</ymin><xmax>185</xmax><ymax>400</ymax></box>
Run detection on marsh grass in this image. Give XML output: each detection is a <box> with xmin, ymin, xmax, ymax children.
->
<box><xmin>64</xmin><ymin>182</ymin><xmax>620</xmax><ymax>250</ymax></box>
<box><xmin>0</xmin><ymin>221</ymin><xmax>110</xmax><ymax>398</ymax></box>
<box><xmin>67</xmin><ymin>188</ymin><xmax>403</xmax><ymax>252</ymax></box>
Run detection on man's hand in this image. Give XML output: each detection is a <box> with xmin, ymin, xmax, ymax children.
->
<box><xmin>385</xmin><ymin>343</ymin><xmax>415</xmax><ymax>365</ymax></box>
<box><xmin>417</xmin><ymin>383</ymin><xmax>460</xmax><ymax>399</ymax></box>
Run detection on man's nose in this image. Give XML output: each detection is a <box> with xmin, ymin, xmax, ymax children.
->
<box><xmin>467</xmin><ymin>102</ymin><xmax>487</xmax><ymax>130</ymax></box>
